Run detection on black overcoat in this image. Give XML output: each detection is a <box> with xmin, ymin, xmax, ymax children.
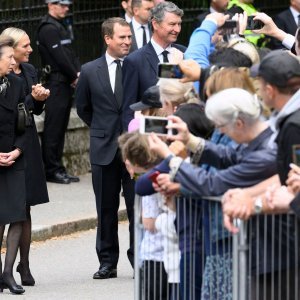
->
<box><xmin>19</xmin><ymin>63</ymin><xmax>49</xmax><ymax>206</ymax></box>
<box><xmin>0</xmin><ymin>74</ymin><xmax>27</xmax><ymax>224</ymax></box>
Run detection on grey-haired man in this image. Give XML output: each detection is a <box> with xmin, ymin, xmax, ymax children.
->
<box><xmin>122</xmin><ymin>1</ymin><xmax>185</xmax><ymax>129</ymax></box>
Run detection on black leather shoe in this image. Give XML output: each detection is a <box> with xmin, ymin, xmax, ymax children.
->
<box><xmin>1</xmin><ymin>274</ymin><xmax>25</xmax><ymax>295</ymax></box>
<box><xmin>93</xmin><ymin>266</ymin><xmax>117</xmax><ymax>279</ymax></box>
<box><xmin>46</xmin><ymin>172</ymin><xmax>71</xmax><ymax>184</ymax></box>
<box><xmin>63</xmin><ymin>173</ymin><xmax>80</xmax><ymax>183</ymax></box>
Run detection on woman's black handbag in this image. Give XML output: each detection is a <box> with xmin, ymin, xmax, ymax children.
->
<box><xmin>17</xmin><ymin>103</ymin><xmax>31</xmax><ymax>133</ymax></box>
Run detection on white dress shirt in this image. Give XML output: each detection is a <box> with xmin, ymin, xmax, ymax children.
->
<box><xmin>150</xmin><ymin>38</ymin><xmax>173</xmax><ymax>63</ymax></box>
<box><xmin>131</xmin><ymin>17</ymin><xmax>151</xmax><ymax>49</ymax></box>
<box><xmin>290</xmin><ymin>6</ymin><xmax>300</xmax><ymax>27</ymax></box>
<box><xmin>105</xmin><ymin>52</ymin><xmax>124</xmax><ymax>92</ymax></box>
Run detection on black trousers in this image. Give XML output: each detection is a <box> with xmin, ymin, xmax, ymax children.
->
<box><xmin>42</xmin><ymin>80</ymin><xmax>73</xmax><ymax>176</ymax></box>
<box><xmin>91</xmin><ymin>151</ymin><xmax>135</xmax><ymax>268</ymax></box>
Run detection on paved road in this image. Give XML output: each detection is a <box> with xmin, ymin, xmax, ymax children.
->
<box><xmin>1</xmin><ymin>223</ymin><xmax>134</xmax><ymax>300</ymax></box>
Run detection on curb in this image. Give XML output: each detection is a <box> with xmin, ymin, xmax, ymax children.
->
<box><xmin>31</xmin><ymin>208</ymin><xmax>128</xmax><ymax>242</ymax></box>
<box><xmin>3</xmin><ymin>209</ymin><xmax>128</xmax><ymax>246</ymax></box>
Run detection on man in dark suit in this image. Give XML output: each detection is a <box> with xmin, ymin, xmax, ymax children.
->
<box><xmin>129</xmin><ymin>0</ymin><xmax>154</xmax><ymax>53</ymax></box>
<box><xmin>271</xmin><ymin>1</ymin><xmax>300</xmax><ymax>49</ymax></box>
<box><xmin>194</xmin><ymin>0</ymin><xmax>228</xmax><ymax>29</ymax></box>
<box><xmin>75</xmin><ymin>17</ymin><xmax>135</xmax><ymax>279</ymax></box>
<box><xmin>122</xmin><ymin>1</ymin><xmax>185</xmax><ymax>129</ymax></box>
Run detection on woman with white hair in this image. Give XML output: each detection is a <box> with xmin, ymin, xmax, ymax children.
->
<box><xmin>140</xmin><ymin>88</ymin><xmax>277</xmax><ymax>197</ymax></box>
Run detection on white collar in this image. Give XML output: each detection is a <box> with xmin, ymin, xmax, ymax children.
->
<box><xmin>150</xmin><ymin>37</ymin><xmax>172</xmax><ymax>56</ymax></box>
<box><xmin>124</xmin><ymin>13</ymin><xmax>132</xmax><ymax>23</ymax></box>
<box><xmin>290</xmin><ymin>6</ymin><xmax>300</xmax><ymax>19</ymax></box>
<box><xmin>132</xmin><ymin>16</ymin><xmax>149</xmax><ymax>30</ymax></box>
<box><xmin>105</xmin><ymin>52</ymin><xmax>124</xmax><ymax>66</ymax></box>
<box><xmin>209</xmin><ymin>6</ymin><xmax>217</xmax><ymax>13</ymax></box>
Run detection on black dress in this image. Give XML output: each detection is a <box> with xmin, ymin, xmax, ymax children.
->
<box><xmin>0</xmin><ymin>74</ymin><xmax>27</xmax><ymax>225</ymax></box>
<box><xmin>13</xmin><ymin>63</ymin><xmax>49</xmax><ymax>206</ymax></box>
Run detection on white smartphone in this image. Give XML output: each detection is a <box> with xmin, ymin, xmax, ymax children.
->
<box><xmin>139</xmin><ymin>116</ymin><xmax>172</xmax><ymax>136</ymax></box>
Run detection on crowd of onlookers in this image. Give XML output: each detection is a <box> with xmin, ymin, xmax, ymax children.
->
<box><xmin>117</xmin><ymin>0</ymin><xmax>300</xmax><ymax>299</ymax></box>
<box><xmin>1</xmin><ymin>0</ymin><xmax>300</xmax><ymax>298</ymax></box>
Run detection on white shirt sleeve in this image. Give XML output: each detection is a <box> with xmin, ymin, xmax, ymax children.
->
<box><xmin>282</xmin><ymin>34</ymin><xmax>296</xmax><ymax>50</ymax></box>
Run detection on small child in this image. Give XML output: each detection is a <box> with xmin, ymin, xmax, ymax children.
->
<box><xmin>118</xmin><ymin>132</ymin><xmax>170</xmax><ymax>300</ymax></box>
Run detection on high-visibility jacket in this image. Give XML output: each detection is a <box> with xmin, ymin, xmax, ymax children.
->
<box><xmin>228</xmin><ymin>0</ymin><xmax>265</xmax><ymax>46</ymax></box>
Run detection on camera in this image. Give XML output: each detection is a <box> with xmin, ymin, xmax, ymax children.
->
<box><xmin>246</xmin><ymin>16</ymin><xmax>264</xmax><ymax>30</ymax></box>
<box><xmin>157</xmin><ymin>63</ymin><xmax>183</xmax><ymax>79</ymax></box>
<box><xmin>139</xmin><ymin>116</ymin><xmax>173</xmax><ymax>136</ymax></box>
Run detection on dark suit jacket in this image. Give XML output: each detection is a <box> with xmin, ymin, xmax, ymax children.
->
<box><xmin>129</xmin><ymin>21</ymin><xmax>152</xmax><ymax>53</ymax></box>
<box><xmin>122</xmin><ymin>42</ymin><xmax>186</xmax><ymax>129</ymax></box>
<box><xmin>76</xmin><ymin>56</ymin><xmax>122</xmax><ymax>166</ymax></box>
<box><xmin>271</xmin><ymin>8</ymin><xmax>298</xmax><ymax>49</ymax></box>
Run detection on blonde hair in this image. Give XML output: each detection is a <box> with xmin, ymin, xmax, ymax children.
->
<box><xmin>205</xmin><ymin>88</ymin><xmax>262</xmax><ymax>126</ymax></box>
<box><xmin>205</xmin><ymin>67</ymin><xmax>256</xmax><ymax>96</ymax></box>
<box><xmin>159</xmin><ymin>79</ymin><xmax>199</xmax><ymax>107</ymax></box>
<box><xmin>1</xmin><ymin>27</ymin><xmax>27</xmax><ymax>48</ymax></box>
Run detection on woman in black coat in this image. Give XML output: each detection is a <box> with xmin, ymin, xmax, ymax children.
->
<box><xmin>2</xmin><ymin>28</ymin><xmax>50</xmax><ymax>287</ymax></box>
<box><xmin>0</xmin><ymin>36</ymin><xmax>27</xmax><ymax>295</ymax></box>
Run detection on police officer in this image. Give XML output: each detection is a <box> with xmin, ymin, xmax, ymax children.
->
<box><xmin>36</xmin><ymin>0</ymin><xmax>80</xmax><ymax>184</ymax></box>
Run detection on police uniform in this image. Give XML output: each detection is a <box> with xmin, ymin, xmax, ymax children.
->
<box><xmin>36</xmin><ymin>0</ymin><xmax>80</xmax><ymax>183</ymax></box>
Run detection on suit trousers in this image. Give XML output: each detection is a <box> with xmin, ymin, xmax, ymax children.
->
<box><xmin>42</xmin><ymin>80</ymin><xmax>73</xmax><ymax>176</ymax></box>
<box><xmin>91</xmin><ymin>151</ymin><xmax>135</xmax><ymax>268</ymax></box>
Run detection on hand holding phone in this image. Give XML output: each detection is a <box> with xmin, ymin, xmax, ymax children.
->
<box><xmin>148</xmin><ymin>171</ymin><xmax>160</xmax><ymax>184</ymax></box>
<box><xmin>246</xmin><ymin>16</ymin><xmax>264</xmax><ymax>30</ymax></box>
<box><xmin>158</xmin><ymin>63</ymin><xmax>183</xmax><ymax>79</ymax></box>
<box><xmin>139</xmin><ymin>116</ymin><xmax>173</xmax><ymax>136</ymax></box>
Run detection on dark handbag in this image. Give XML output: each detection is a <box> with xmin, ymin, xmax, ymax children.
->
<box><xmin>17</xmin><ymin>103</ymin><xmax>31</xmax><ymax>133</ymax></box>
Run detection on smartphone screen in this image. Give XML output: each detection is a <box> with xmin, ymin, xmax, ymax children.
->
<box><xmin>246</xmin><ymin>16</ymin><xmax>264</xmax><ymax>30</ymax></box>
<box><xmin>145</xmin><ymin>118</ymin><xmax>169</xmax><ymax>134</ymax></box>
<box><xmin>292</xmin><ymin>145</ymin><xmax>300</xmax><ymax>166</ymax></box>
<box><xmin>158</xmin><ymin>63</ymin><xmax>183</xmax><ymax>79</ymax></box>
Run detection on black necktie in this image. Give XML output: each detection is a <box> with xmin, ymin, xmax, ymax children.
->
<box><xmin>298</xmin><ymin>15</ymin><xmax>300</xmax><ymax>27</ymax></box>
<box><xmin>114</xmin><ymin>59</ymin><xmax>123</xmax><ymax>107</ymax></box>
<box><xmin>141</xmin><ymin>25</ymin><xmax>147</xmax><ymax>46</ymax></box>
<box><xmin>162</xmin><ymin>50</ymin><xmax>169</xmax><ymax>63</ymax></box>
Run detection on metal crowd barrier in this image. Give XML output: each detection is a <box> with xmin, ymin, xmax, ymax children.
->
<box><xmin>134</xmin><ymin>194</ymin><xmax>300</xmax><ymax>300</ymax></box>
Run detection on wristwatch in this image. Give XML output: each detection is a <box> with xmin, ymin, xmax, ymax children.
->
<box><xmin>254</xmin><ymin>197</ymin><xmax>263</xmax><ymax>215</ymax></box>
<box><xmin>169</xmin><ymin>156</ymin><xmax>183</xmax><ymax>182</ymax></box>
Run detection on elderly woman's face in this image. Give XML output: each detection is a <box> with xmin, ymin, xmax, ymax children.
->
<box><xmin>217</xmin><ymin>119</ymin><xmax>246</xmax><ymax>143</ymax></box>
<box><xmin>0</xmin><ymin>46</ymin><xmax>15</xmax><ymax>76</ymax></box>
